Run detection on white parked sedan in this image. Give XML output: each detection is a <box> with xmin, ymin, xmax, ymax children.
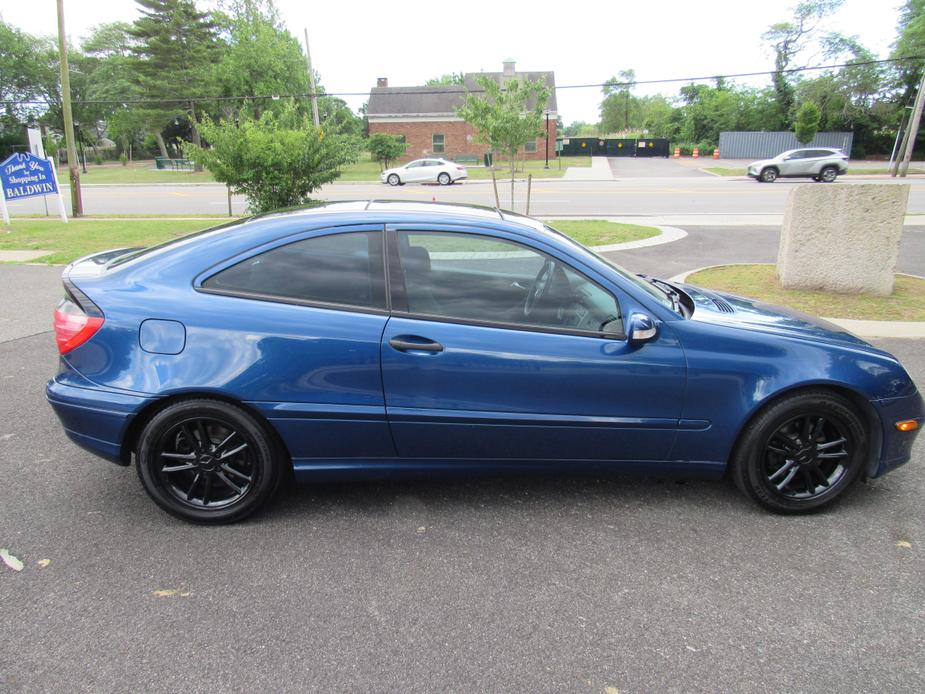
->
<box><xmin>380</xmin><ymin>158</ymin><xmax>468</xmax><ymax>186</ymax></box>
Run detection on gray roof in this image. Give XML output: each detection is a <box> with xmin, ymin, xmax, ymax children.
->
<box><xmin>368</xmin><ymin>71</ymin><xmax>557</xmax><ymax>117</ymax></box>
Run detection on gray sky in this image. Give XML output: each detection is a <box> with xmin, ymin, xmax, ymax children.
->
<box><xmin>4</xmin><ymin>0</ymin><xmax>905</xmax><ymax>122</ymax></box>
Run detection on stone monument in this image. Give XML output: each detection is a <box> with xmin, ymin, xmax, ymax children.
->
<box><xmin>777</xmin><ymin>183</ymin><xmax>909</xmax><ymax>296</ymax></box>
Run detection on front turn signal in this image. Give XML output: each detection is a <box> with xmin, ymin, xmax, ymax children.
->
<box><xmin>895</xmin><ymin>420</ymin><xmax>920</xmax><ymax>432</ymax></box>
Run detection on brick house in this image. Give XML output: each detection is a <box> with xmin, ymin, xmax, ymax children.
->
<box><xmin>367</xmin><ymin>60</ymin><xmax>557</xmax><ymax>162</ymax></box>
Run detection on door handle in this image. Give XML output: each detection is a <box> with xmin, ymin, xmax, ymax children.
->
<box><xmin>389</xmin><ymin>336</ymin><xmax>444</xmax><ymax>353</ymax></box>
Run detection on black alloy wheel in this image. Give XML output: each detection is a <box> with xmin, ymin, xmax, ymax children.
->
<box><xmin>820</xmin><ymin>166</ymin><xmax>838</xmax><ymax>182</ymax></box>
<box><xmin>137</xmin><ymin>399</ymin><xmax>282</xmax><ymax>523</ymax></box>
<box><xmin>731</xmin><ymin>390</ymin><xmax>867</xmax><ymax>513</ymax></box>
<box><xmin>760</xmin><ymin>167</ymin><xmax>778</xmax><ymax>183</ymax></box>
<box><xmin>762</xmin><ymin>414</ymin><xmax>850</xmax><ymax>500</ymax></box>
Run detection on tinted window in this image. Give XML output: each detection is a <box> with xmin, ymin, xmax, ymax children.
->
<box><xmin>397</xmin><ymin>231</ymin><xmax>622</xmax><ymax>336</ymax></box>
<box><xmin>203</xmin><ymin>231</ymin><xmax>385</xmax><ymax>310</ymax></box>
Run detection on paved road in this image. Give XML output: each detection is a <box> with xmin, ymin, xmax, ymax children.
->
<box><xmin>2</xmin><ymin>228</ymin><xmax>924</xmax><ymax>693</ymax></box>
<box><xmin>8</xmin><ymin>175</ymin><xmax>925</xmax><ymax>217</ymax></box>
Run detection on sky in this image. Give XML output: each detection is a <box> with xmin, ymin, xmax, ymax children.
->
<box><xmin>2</xmin><ymin>0</ymin><xmax>906</xmax><ymax>122</ymax></box>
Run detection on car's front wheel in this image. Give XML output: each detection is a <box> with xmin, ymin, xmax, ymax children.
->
<box><xmin>387</xmin><ymin>174</ymin><xmax>401</xmax><ymax>186</ymax></box>
<box><xmin>730</xmin><ymin>390</ymin><xmax>867</xmax><ymax>514</ymax></box>
<box><xmin>760</xmin><ymin>167</ymin><xmax>778</xmax><ymax>183</ymax></box>
<box><xmin>437</xmin><ymin>172</ymin><xmax>451</xmax><ymax>185</ymax></box>
<box><xmin>819</xmin><ymin>166</ymin><xmax>839</xmax><ymax>182</ymax></box>
<box><xmin>136</xmin><ymin>399</ymin><xmax>283</xmax><ymax>523</ymax></box>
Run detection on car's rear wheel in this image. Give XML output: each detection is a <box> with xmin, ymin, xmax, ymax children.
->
<box><xmin>437</xmin><ymin>172</ymin><xmax>451</xmax><ymax>185</ymax></box>
<box><xmin>730</xmin><ymin>390</ymin><xmax>867</xmax><ymax>514</ymax></box>
<box><xmin>387</xmin><ymin>174</ymin><xmax>401</xmax><ymax>186</ymax></box>
<box><xmin>820</xmin><ymin>166</ymin><xmax>838</xmax><ymax>182</ymax></box>
<box><xmin>136</xmin><ymin>399</ymin><xmax>283</xmax><ymax>524</ymax></box>
<box><xmin>760</xmin><ymin>167</ymin><xmax>778</xmax><ymax>183</ymax></box>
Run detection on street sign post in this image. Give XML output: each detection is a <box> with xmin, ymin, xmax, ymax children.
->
<box><xmin>0</xmin><ymin>151</ymin><xmax>68</xmax><ymax>225</ymax></box>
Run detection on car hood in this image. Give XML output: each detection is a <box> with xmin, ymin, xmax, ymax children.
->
<box><xmin>677</xmin><ymin>282</ymin><xmax>878</xmax><ymax>351</ymax></box>
<box><xmin>747</xmin><ymin>158</ymin><xmax>777</xmax><ymax>169</ymax></box>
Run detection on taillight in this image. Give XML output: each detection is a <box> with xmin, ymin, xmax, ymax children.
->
<box><xmin>456</xmin><ymin>166</ymin><xmax>465</xmax><ymax>171</ymax></box>
<box><xmin>53</xmin><ymin>297</ymin><xmax>104</xmax><ymax>354</ymax></box>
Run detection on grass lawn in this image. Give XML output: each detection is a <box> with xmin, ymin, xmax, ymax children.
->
<box><xmin>0</xmin><ymin>217</ymin><xmax>659</xmax><ymax>264</ymax></box>
<box><xmin>0</xmin><ymin>218</ymin><xmax>218</xmax><ymax>265</ymax></box>
<box><xmin>686</xmin><ymin>263</ymin><xmax>925</xmax><ymax>321</ymax></box>
<box><xmin>702</xmin><ymin>167</ymin><xmax>747</xmax><ymax>177</ymax></box>
<box><xmin>544</xmin><ymin>219</ymin><xmax>660</xmax><ymax>247</ymax></box>
<box><xmin>339</xmin><ymin>154</ymin><xmax>590</xmax><ymax>182</ymax></box>
<box><xmin>58</xmin><ymin>161</ymin><xmax>214</xmax><ymax>184</ymax></box>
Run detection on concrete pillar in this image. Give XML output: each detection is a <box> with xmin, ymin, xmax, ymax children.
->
<box><xmin>777</xmin><ymin>183</ymin><xmax>909</xmax><ymax>296</ymax></box>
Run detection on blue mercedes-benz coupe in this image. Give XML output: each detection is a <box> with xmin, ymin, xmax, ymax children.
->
<box><xmin>47</xmin><ymin>202</ymin><xmax>923</xmax><ymax>522</ymax></box>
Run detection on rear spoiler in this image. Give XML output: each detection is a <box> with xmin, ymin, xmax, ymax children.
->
<box><xmin>64</xmin><ymin>247</ymin><xmax>143</xmax><ymax>281</ymax></box>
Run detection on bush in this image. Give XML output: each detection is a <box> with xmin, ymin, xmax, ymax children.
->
<box><xmin>93</xmin><ymin>153</ymin><xmax>105</xmax><ymax>165</ymax></box>
<box><xmin>119</xmin><ymin>152</ymin><xmax>129</xmax><ymax>166</ymax></box>
<box><xmin>187</xmin><ymin>104</ymin><xmax>360</xmax><ymax>213</ymax></box>
<box><xmin>367</xmin><ymin>133</ymin><xmax>408</xmax><ymax>170</ymax></box>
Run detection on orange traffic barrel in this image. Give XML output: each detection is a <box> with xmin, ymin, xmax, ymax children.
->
<box><xmin>673</xmin><ymin>147</ymin><xmax>680</xmax><ymax>158</ymax></box>
<box><xmin>713</xmin><ymin>148</ymin><xmax>720</xmax><ymax>159</ymax></box>
<box><xmin>692</xmin><ymin>148</ymin><xmax>700</xmax><ymax>159</ymax></box>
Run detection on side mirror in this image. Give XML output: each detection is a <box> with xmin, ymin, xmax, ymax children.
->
<box><xmin>628</xmin><ymin>312</ymin><xmax>657</xmax><ymax>345</ymax></box>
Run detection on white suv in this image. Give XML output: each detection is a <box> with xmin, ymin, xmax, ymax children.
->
<box><xmin>747</xmin><ymin>148</ymin><xmax>848</xmax><ymax>183</ymax></box>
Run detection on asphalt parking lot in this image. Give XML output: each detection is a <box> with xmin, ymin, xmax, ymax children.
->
<box><xmin>1</xmin><ymin>244</ymin><xmax>923</xmax><ymax>693</ymax></box>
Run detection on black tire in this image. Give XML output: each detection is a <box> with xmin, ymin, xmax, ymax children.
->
<box><xmin>820</xmin><ymin>166</ymin><xmax>838</xmax><ymax>183</ymax></box>
<box><xmin>760</xmin><ymin>167</ymin><xmax>778</xmax><ymax>183</ymax></box>
<box><xmin>437</xmin><ymin>172</ymin><xmax>451</xmax><ymax>185</ymax></box>
<box><xmin>730</xmin><ymin>390</ymin><xmax>868</xmax><ymax>514</ymax></box>
<box><xmin>136</xmin><ymin>399</ymin><xmax>283</xmax><ymax>524</ymax></box>
<box><xmin>387</xmin><ymin>174</ymin><xmax>400</xmax><ymax>186</ymax></box>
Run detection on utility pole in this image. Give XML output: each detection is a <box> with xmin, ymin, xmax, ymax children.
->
<box><xmin>303</xmin><ymin>29</ymin><xmax>320</xmax><ymax>128</ymax></box>
<box><xmin>898</xmin><ymin>69</ymin><xmax>925</xmax><ymax>178</ymax></box>
<box><xmin>56</xmin><ymin>0</ymin><xmax>82</xmax><ymax>215</ymax></box>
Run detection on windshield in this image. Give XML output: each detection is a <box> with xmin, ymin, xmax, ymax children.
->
<box><xmin>542</xmin><ymin>223</ymin><xmax>675</xmax><ymax>311</ymax></box>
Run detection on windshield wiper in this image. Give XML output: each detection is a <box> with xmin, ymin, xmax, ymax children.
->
<box><xmin>637</xmin><ymin>274</ymin><xmax>683</xmax><ymax>314</ymax></box>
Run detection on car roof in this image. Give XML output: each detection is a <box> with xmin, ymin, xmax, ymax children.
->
<box><xmin>103</xmin><ymin>201</ymin><xmax>575</xmax><ymax>274</ymax></box>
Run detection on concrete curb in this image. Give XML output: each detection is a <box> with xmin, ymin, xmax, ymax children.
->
<box><xmin>587</xmin><ymin>225</ymin><xmax>687</xmax><ymax>252</ymax></box>
<box><xmin>668</xmin><ymin>263</ymin><xmax>925</xmax><ymax>339</ymax></box>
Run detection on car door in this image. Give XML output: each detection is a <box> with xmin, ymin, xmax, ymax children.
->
<box><xmin>379</xmin><ymin>225</ymin><xmax>687</xmax><ymax>464</ymax></box>
<box><xmin>404</xmin><ymin>160</ymin><xmax>427</xmax><ymax>182</ymax></box>
<box><xmin>779</xmin><ymin>150</ymin><xmax>805</xmax><ymax>176</ymax></box>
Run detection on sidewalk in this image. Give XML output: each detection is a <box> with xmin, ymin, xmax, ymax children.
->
<box><xmin>562</xmin><ymin>156</ymin><xmax>614</xmax><ymax>181</ymax></box>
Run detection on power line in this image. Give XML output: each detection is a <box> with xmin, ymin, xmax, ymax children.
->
<box><xmin>2</xmin><ymin>56</ymin><xmax>923</xmax><ymax>107</ymax></box>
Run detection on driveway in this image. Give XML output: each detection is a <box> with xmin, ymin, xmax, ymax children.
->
<box><xmin>608</xmin><ymin>157</ymin><xmax>712</xmax><ymax>178</ymax></box>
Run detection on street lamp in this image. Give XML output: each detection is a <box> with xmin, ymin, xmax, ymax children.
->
<box><xmin>544</xmin><ymin>109</ymin><xmax>551</xmax><ymax>169</ymax></box>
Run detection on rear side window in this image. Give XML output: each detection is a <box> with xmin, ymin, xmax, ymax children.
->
<box><xmin>203</xmin><ymin>231</ymin><xmax>386</xmax><ymax>310</ymax></box>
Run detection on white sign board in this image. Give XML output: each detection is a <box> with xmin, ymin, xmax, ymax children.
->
<box><xmin>27</xmin><ymin>128</ymin><xmax>45</xmax><ymax>158</ymax></box>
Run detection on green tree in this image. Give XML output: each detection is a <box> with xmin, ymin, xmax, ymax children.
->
<box><xmin>425</xmin><ymin>73</ymin><xmax>465</xmax><ymax>86</ymax></box>
<box><xmin>762</xmin><ymin>0</ymin><xmax>844</xmax><ymax>128</ymax></box>
<box><xmin>213</xmin><ymin>0</ymin><xmax>308</xmax><ymax>115</ymax></box>
<box><xmin>129</xmin><ymin>0</ymin><xmax>221</xmax><ymax>164</ymax></box>
<box><xmin>457</xmin><ymin>75</ymin><xmax>550</xmax><ymax>207</ymax></box>
<box><xmin>186</xmin><ymin>103</ymin><xmax>358</xmax><ymax>213</ymax></box>
<box><xmin>367</xmin><ymin>133</ymin><xmax>407</xmax><ymax>170</ymax></box>
<box><xmin>794</xmin><ymin>101</ymin><xmax>822</xmax><ymax>143</ymax></box>
<box><xmin>600</xmin><ymin>69</ymin><xmax>638</xmax><ymax>133</ymax></box>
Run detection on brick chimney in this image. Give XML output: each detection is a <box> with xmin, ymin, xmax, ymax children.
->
<box><xmin>502</xmin><ymin>60</ymin><xmax>516</xmax><ymax>78</ymax></box>
<box><xmin>377</xmin><ymin>77</ymin><xmax>388</xmax><ymax>88</ymax></box>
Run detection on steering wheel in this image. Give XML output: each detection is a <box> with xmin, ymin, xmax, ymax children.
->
<box><xmin>523</xmin><ymin>259</ymin><xmax>555</xmax><ymax>318</ymax></box>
